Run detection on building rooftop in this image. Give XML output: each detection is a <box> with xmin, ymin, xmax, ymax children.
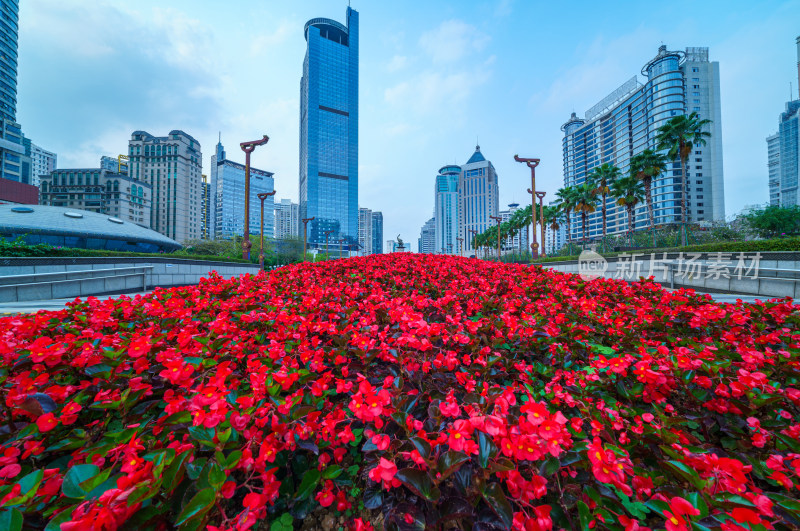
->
<box><xmin>0</xmin><ymin>204</ymin><xmax>180</xmax><ymax>251</ymax></box>
<box><xmin>465</xmin><ymin>145</ymin><xmax>486</xmax><ymax>165</ymax></box>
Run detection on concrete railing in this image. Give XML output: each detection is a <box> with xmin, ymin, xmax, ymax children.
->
<box><xmin>0</xmin><ymin>257</ymin><xmax>262</xmax><ymax>303</ymax></box>
<box><xmin>542</xmin><ymin>252</ymin><xmax>799</xmax><ymax>299</ymax></box>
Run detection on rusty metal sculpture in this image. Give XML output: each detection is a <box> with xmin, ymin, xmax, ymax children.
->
<box><xmin>514</xmin><ymin>155</ymin><xmax>541</xmax><ymax>259</ymax></box>
<box><xmin>257</xmin><ymin>191</ymin><xmax>277</xmax><ymax>268</ymax></box>
<box><xmin>240</xmin><ymin>135</ymin><xmax>270</xmax><ymax>261</ymax></box>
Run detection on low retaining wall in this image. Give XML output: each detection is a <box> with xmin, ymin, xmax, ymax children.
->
<box><xmin>541</xmin><ymin>251</ymin><xmax>799</xmax><ymax>299</ymax></box>
<box><xmin>0</xmin><ymin>257</ymin><xmax>262</xmax><ymax>302</ymax></box>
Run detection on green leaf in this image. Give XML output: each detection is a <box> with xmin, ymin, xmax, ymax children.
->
<box><xmin>664</xmin><ymin>460</ymin><xmax>707</xmax><ymax>490</ymax></box>
<box><xmin>295</xmin><ymin>469</ymin><xmax>320</xmax><ymax>501</ymax></box>
<box><xmin>62</xmin><ymin>464</ymin><xmax>100</xmax><ymax>499</ymax></box>
<box><xmin>577</xmin><ymin>500</ymin><xmax>591</xmax><ymax>530</ymax></box>
<box><xmin>409</xmin><ymin>436</ymin><xmax>431</xmax><ymax>459</ymax></box>
<box><xmin>396</xmin><ymin>468</ymin><xmax>439</xmax><ymax>501</ymax></box>
<box><xmin>0</xmin><ymin>509</ymin><xmax>22</xmax><ymax>531</ymax></box>
<box><xmin>322</xmin><ymin>465</ymin><xmax>343</xmax><ymax>480</ymax></box>
<box><xmin>224</xmin><ymin>450</ymin><xmax>242</xmax><ymax>470</ymax></box>
<box><xmin>437</xmin><ymin>450</ymin><xmax>470</xmax><ymax>479</ymax></box>
<box><xmin>481</xmin><ymin>482</ymin><xmax>513</xmax><ymax>529</ymax></box>
<box><xmin>541</xmin><ymin>456</ymin><xmax>560</xmax><ymax>477</ymax></box>
<box><xmin>8</xmin><ymin>469</ymin><xmax>44</xmax><ymax>504</ymax></box>
<box><xmin>685</xmin><ymin>492</ymin><xmax>708</xmax><ymax>518</ymax></box>
<box><xmin>175</xmin><ymin>487</ymin><xmax>216</xmax><ymax>525</ymax></box>
<box><xmin>208</xmin><ymin>462</ymin><xmax>227</xmax><ymax>489</ymax></box>
<box><xmin>477</xmin><ymin>431</ymin><xmax>497</xmax><ymax>469</ymax></box>
<box><xmin>44</xmin><ymin>510</ymin><xmax>72</xmax><ymax>531</ymax></box>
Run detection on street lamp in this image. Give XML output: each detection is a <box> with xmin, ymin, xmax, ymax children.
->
<box><xmin>301</xmin><ymin>217</ymin><xmax>315</xmax><ymax>261</ymax></box>
<box><xmin>456</xmin><ymin>237</ymin><xmax>464</xmax><ymax>257</ymax></box>
<box><xmin>490</xmin><ymin>215</ymin><xmax>502</xmax><ymax>261</ymax></box>
<box><xmin>324</xmin><ymin>230</ymin><xmax>334</xmax><ymax>258</ymax></box>
<box><xmin>338</xmin><ymin>238</ymin><xmax>345</xmax><ymax>259</ymax></box>
<box><xmin>257</xmin><ymin>191</ymin><xmax>277</xmax><ymax>269</ymax></box>
<box><xmin>468</xmin><ymin>228</ymin><xmax>478</xmax><ymax>259</ymax></box>
<box><xmin>240</xmin><ymin>135</ymin><xmax>270</xmax><ymax>261</ymax></box>
<box><xmin>535</xmin><ymin>191</ymin><xmax>547</xmax><ymax>257</ymax></box>
<box><xmin>514</xmin><ymin>155</ymin><xmax>541</xmax><ymax>259</ymax></box>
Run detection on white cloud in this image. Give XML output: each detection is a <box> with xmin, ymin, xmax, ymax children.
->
<box><xmin>250</xmin><ymin>19</ymin><xmax>294</xmax><ymax>57</ymax></box>
<box><xmin>418</xmin><ymin>20</ymin><xmax>490</xmax><ymax>65</ymax></box>
<box><xmin>386</xmin><ymin>55</ymin><xmax>409</xmax><ymax>72</ymax></box>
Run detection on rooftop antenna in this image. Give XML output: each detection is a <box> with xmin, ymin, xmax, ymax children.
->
<box><xmin>218</xmin><ymin>131</ymin><xmax>221</xmax><ymax>143</ymax></box>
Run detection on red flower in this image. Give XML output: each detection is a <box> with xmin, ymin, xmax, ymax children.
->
<box><xmin>663</xmin><ymin>497</ymin><xmax>700</xmax><ymax>531</ymax></box>
<box><xmin>369</xmin><ymin>458</ymin><xmax>399</xmax><ymax>490</ymax></box>
<box><xmin>36</xmin><ymin>413</ymin><xmax>58</xmax><ymax>433</ymax></box>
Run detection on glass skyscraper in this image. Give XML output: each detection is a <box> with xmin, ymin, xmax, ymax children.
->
<box><xmin>561</xmin><ymin>45</ymin><xmax>724</xmax><ymax>240</ymax></box>
<box><xmin>435</xmin><ymin>165</ymin><xmax>460</xmax><ymax>254</ymax></box>
<box><xmin>0</xmin><ymin>0</ymin><xmax>28</xmax><ymax>185</ymax></box>
<box><xmin>299</xmin><ymin>8</ymin><xmax>359</xmax><ymax>249</ymax></box>
<box><xmin>767</xmin><ymin>37</ymin><xmax>800</xmax><ymax>207</ymax></box>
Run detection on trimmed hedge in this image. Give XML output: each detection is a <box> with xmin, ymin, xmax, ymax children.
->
<box><xmin>0</xmin><ymin>240</ymin><xmax>251</xmax><ymax>264</ymax></box>
<box><xmin>536</xmin><ymin>236</ymin><xmax>800</xmax><ymax>264</ymax></box>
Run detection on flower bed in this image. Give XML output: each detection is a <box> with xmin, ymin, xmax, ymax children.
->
<box><xmin>0</xmin><ymin>253</ymin><xmax>798</xmax><ymax>530</ymax></box>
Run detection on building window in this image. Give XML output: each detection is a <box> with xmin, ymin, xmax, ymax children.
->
<box><xmin>692</xmin><ymin>67</ymin><xmax>699</xmax><ymax>72</ymax></box>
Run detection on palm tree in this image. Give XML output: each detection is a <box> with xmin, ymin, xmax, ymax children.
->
<box><xmin>555</xmin><ymin>186</ymin><xmax>579</xmax><ymax>243</ymax></box>
<box><xmin>610</xmin><ymin>175</ymin><xmax>645</xmax><ymax>247</ymax></box>
<box><xmin>656</xmin><ymin>112</ymin><xmax>712</xmax><ymax>246</ymax></box>
<box><xmin>543</xmin><ymin>204</ymin><xmax>564</xmax><ymax>255</ymax></box>
<box><xmin>629</xmin><ymin>149</ymin><xmax>667</xmax><ymax>246</ymax></box>
<box><xmin>573</xmin><ymin>182</ymin><xmax>598</xmax><ymax>245</ymax></box>
<box><xmin>587</xmin><ymin>164</ymin><xmax>620</xmax><ymax>238</ymax></box>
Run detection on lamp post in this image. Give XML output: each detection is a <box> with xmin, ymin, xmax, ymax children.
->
<box><xmin>490</xmin><ymin>215</ymin><xmax>502</xmax><ymax>260</ymax></box>
<box><xmin>514</xmin><ymin>155</ymin><xmax>541</xmax><ymax>259</ymax></box>
<box><xmin>257</xmin><ymin>191</ymin><xmax>277</xmax><ymax>269</ymax></box>
<box><xmin>338</xmin><ymin>238</ymin><xmax>345</xmax><ymax>259</ymax></box>
<box><xmin>324</xmin><ymin>230</ymin><xmax>334</xmax><ymax>258</ymax></box>
<box><xmin>301</xmin><ymin>217</ymin><xmax>315</xmax><ymax>261</ymax></box>
<box><xmin>240</xmin><ymin>135</ymin><xmax>270</xmax><ymax>261</ymax></box>
<box><xmin>468</xmin><ymin>229</ymin><xmax>478</xmax><ymax>258</ymax></box>
<box><xmin>456</xmin><ymin>237</ymin><xmax>464</xmax><ymax>257</ymax></box>
<box><xmin>535</xmin><ymin>191</ymin><xmax>547</xmax><ymax>257</ymax></box>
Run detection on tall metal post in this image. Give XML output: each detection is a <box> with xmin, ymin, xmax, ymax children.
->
<box><xmin>324</xmin><ymin>230</ymin><xmax>334</xmax><ymax>258</ymax></box>
<box><xmin>490</xmin><ymin>215</ymin><xmax>502</xmax><ymax>260</ymax></box>
<box><xmin>456</xmin><ymin>237</ymin><xmax>464</xmax><ymax>257</ymax></box>
<box><xmin>257</xmin><ymin>191</ymin><xmax>277</xmax><ymax>269</ymax></box>
<box><xmin>301</xmin><ymin>217</ymin><xmax>315</xmax><ymax>261</ymax></box>
<box><xmin>240</xmin><ymin>135</ymin><xmax>270</xmax><ymax>261</ymax></box>
<box><xmin>514</xmin><ymin>155</ymin><xmax>541</xmax><ymax>259</ymax></box>
<box><xmin>468</xmin><ymin>229</ymin><xmax>478</xmax><ymax>258</ymax></box>
<box><xmin>535</xmin><ymin>191</ymin><xmax>547</xmax><ymax>257</ymax></box>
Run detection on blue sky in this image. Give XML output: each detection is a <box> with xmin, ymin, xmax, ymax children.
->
<box><xmin>17</xmin><ymin>0</ymin><xmax>800</xmax><ymax>250</ymax></box>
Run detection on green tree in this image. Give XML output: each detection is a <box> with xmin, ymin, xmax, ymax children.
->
<box><xmin>555</xmin><ymin>186</ymin><xmax>579</xmax><ymax>243</ymax></box>
<box><xmin>587</xmin><ymin>163</ymin><xmax>620</xmax><ymax>238</ymax></box>
<box><xmin>610</xmin><ymin>175</ymin><xmax>646</xmax><ymax>245</ymax></box>
<box><xmin>573</xmin><ymin>182</ymin><xmax>598</xmax><ymax>244</ymax></box>
<box><xmin>742</xmin><ymin>205</ymin><xmax>800</xmax><ymax>239</ymax></box>
<box><xmin>656</xmin><ymin>112</ymin><xmax>712</xmax><ymax>246</ymax></box>
<box><xmin>629</xmin><ymin>149</ymin><xmax>667</xmax><ymax>245</ymax></box>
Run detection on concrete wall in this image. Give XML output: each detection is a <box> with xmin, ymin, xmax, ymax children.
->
<box><xmin>541</xmin><ymin>251</ymin><xmax>799</xmax><ymax>299</ymax></box>
<box><xmin>0</xmin><ymin>257</ymin><xmax>262</xmax><ymax>302</ymax></box>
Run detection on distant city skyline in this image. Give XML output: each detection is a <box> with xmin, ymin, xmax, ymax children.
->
<box><xmin>16</xmin><ymin>0</ymin><xmax>800</xmax><ymax>251</ymax></box>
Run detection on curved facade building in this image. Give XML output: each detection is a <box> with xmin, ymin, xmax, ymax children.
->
<box><xmin>0</xmin><ymin>204</ymin><xmax>180</xmax><ymax>253</ymax></box>
<box><xmin>435</xmin><ymin>165</ymin><xmax>460</xmax><ymax>254</ymax></box>
<box><xmin>561</xmin><ymin>45</ymin><xmax>724</xmax><ymax>241</ymax></box>
<box><xmin>299</xmin><ymin>8</ymin><xmax>359</xmax><ymax>250</ymax></box>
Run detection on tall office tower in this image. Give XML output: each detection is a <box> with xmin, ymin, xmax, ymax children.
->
<box><xmin>498</xmin><ymin>202</ymin><xmax>529</xmax><ymax>254</ymax></box>
<box><xmin>28</xmin><ymin>142</ymin><xmax>56</xmax><ymax>187</ymax></box>
<box><xmin>39</xmin><ymin>162</ymin><xmax>151</xmax><ymax>227</ymax></box>
<box><xmin>100</xmin><ymin>155</ymin><xmax>128</xmax><ymax>175</ymax></box>
<box><xmin>0</xmin><ymin>0</ymin><xmax>28</xmax><ymax>184</ymax></box>
<box><xmin>299</xmin><ymin>8</ymin><xmax>359</xmax><ymax>250</ymax></box>
<box><xmin>767</xmin><ymin>36</ymin><xmax>800</xmax><ymax>207</ymax></box>
<box><xmin>435</xmin><ymin>164</ymin><xmax>460</xmax><ymax>254</ymax></box>
<box><xmin>128</xmin><ymin>130</ymin><xmax>203</xmax><ymax>242</ymax></box>
<box><xmin>201</xmin><ymin>174</ymin><xmax>211</xmax><ymax>239</ymax></box>
<box><xmin>459</xmin><ymin>145</ymin><xmax>499</xmax><ymax>254</ymax></box>
<box><xmin>209</xmin><ymin>139</ymin><xmax>274</xmax><ymax>240</ymax></box>
<box><xmin>561</xmin><ymin>45</ymin><xmax>724</xmax><ymax>241</ymax></box>
<box><xmin>371</xmin><ymin>211</ymin><xmax>383</xmax><ymax>254</ymax></box>
<box><xmin>274</xmin><ymin>198</ymin><xmax>300</xmax><ymax>240</ymax></box>
<box><xmin>767</xmin><ymin>133</ymin><xmax>781</xmax><ymax>206</ymax></box>
<box><xmin>419</xmin><ymin>217</ymin><xmax>436</xmax><ymax>253</ymax></box>
<box><xmin>358</xmin><ymin>207</ymin><xmax>373</xmax><ymax>255</ymax></box>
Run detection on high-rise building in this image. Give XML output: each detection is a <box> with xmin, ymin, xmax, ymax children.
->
<box><xmin>100</xmin><ymin>155</ymin><xmax>128</xmax><ymax>176</ymax></box>
<box><xmin>371</xmin><ymin>211</ymin><xmax>383</xmax><ymax>254</ymax></box>
<box><xmin>299</xmin><ymin>8</ymin><xmax>359</xmax><ymax>250</ymax></box>
<box><xmin>767</xmin><ymin>37</ymin><xmax>800</xmax><ymax>207</ymax></box>
<box><xmin>767</xmin><ymin>133</ymin><xmax>781</xmax><ymax>206</ymax></box>
<box><xmin>274</xmin><ymin>198</ymin><xmax>300</xmax><ymax>240</ymax></box>
<box><xmin>561</xmin><ymin>45</ymin><xmax>724</xmax><ymax>241</ymax></box>
<box><xmin>435</xmin><ymin>164</ymin><xmax>460</xmax><ymax>254</ymax></box>
<box><xmin>128</xmin><ymin>130</ymin><xmax>202</xmax><ymax>242</ymax></box>
<box><xmin>459</xmin><ymin>145</ymin><xmax>499</xmax><ymax>254</ymax></box>
<box><xmin>0</xmin><ymin>1</ymin><xmax>29</xmax><ymax>185</ymax></box>
<box><xmin>27</xmin><ymin>142</ymin><xmax>56</xmax><ymax>188</ymax></box>
<box><xmin>201</xmin><ymin>174</ymin><xmax>211</xmax><ymax>239</ymax></box>
<box><xmin>39</xmin><ymin>162</ymin><xmax>151</xmax><ymax>227</ymax></box>
<box><xmin>209</xmin><ymin>139</ymin><xmax>274</xmax><ymax>240</ymax></box>
<box><xmin>419</xmin><ymin>217</ymin><xmax>436</xmax><ymax>254</ymax></box>
<box><xmin>498</xmin><ymin>202</ymin><xmax>529</xmax><ymax>254</ymax></box>
<box><xmin>358</xmin><ymin>207</ymin><xmax>373</xmax><ymax>255</ymax></box>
